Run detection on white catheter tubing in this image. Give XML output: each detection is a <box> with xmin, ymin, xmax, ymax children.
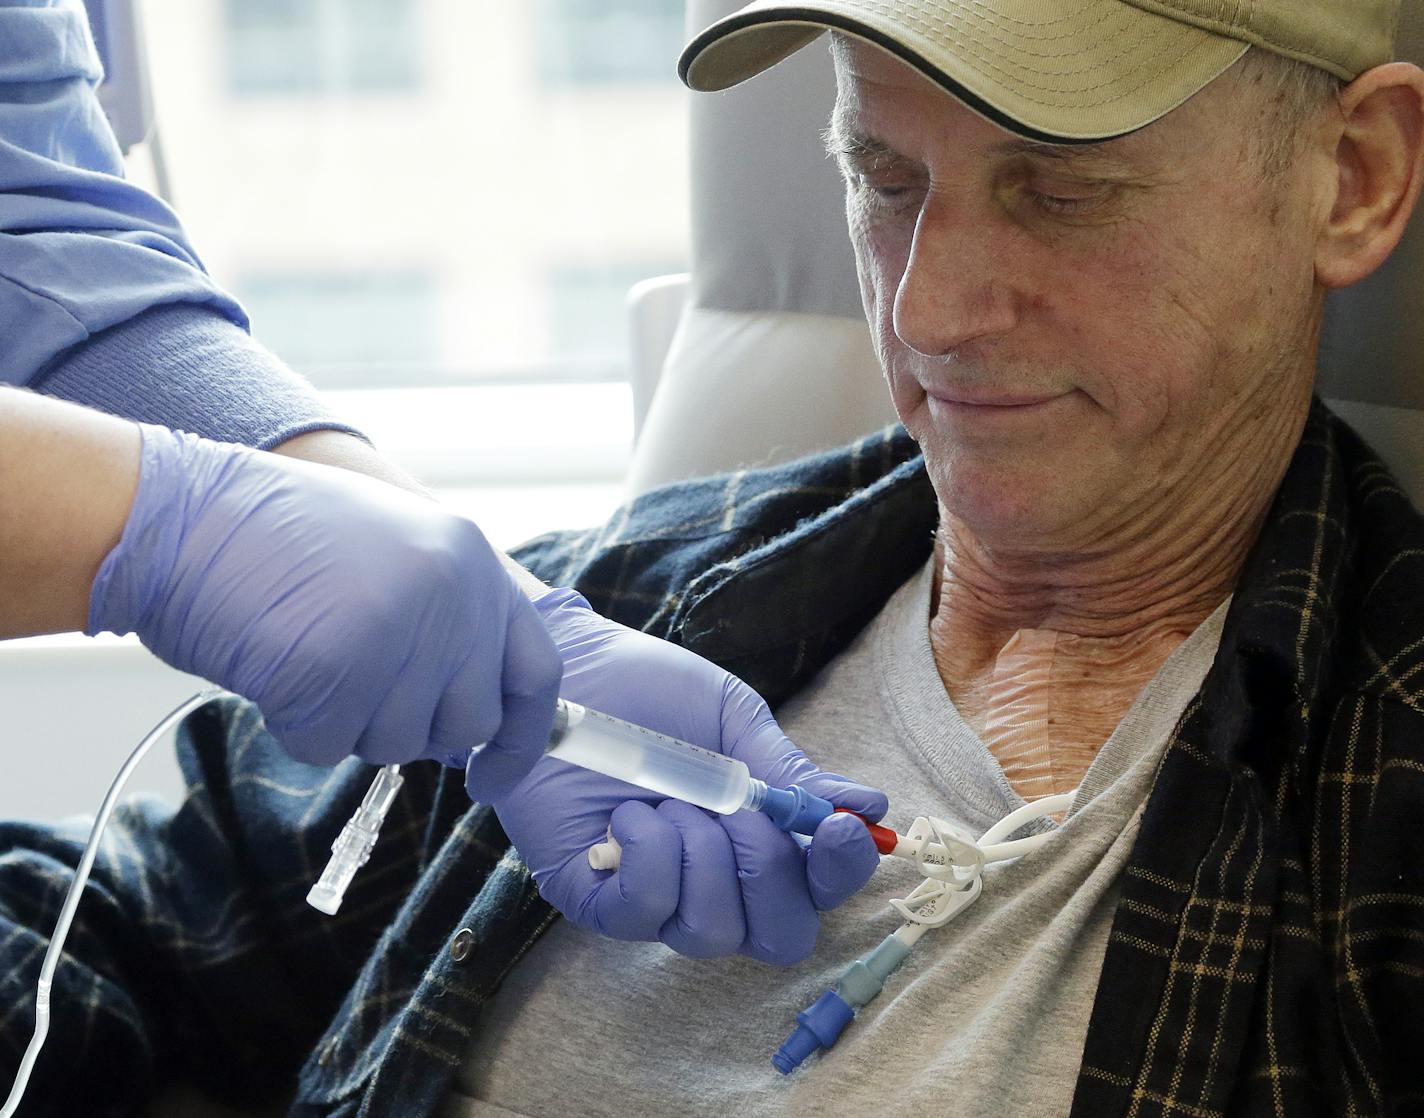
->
<box><xmin>0</xmin><ymin>687</ymin><xmax>223</xmax><ymax>1118</ymax></box>
<box><xmin>976</xmin><ymin>791</ymin><xmax>1076</xmax><ymax>861</ymax></box>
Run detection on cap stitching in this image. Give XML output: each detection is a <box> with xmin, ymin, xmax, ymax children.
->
<box><xmin>1122</xmin><ymin>0</ymin><xmax>1365</xmax><ymax>73</ymax></box>
<box><xmin>888</xmin><ymin>0</ymin><xmax>1211</xmax><ymax>83</ymax></box>
<box><xmin>931</xmin><ymin>4</ymin><xmax>1168</xmax><ymax>66</ymax></box>
<box><xmin>980</xmin><ymin>0</ymin><xmax>1102</xmax><ymax>31</ymax></box>
<box><xmin>942</xmin><ymin>0</ymin><xmax>1123</xmax><ymax>46</ymax></box>
<box><xmin>949</xmin><ymin>28</ymin><xmax>1221</xmax><ymax>107</ymax></box>
<box><xmin>944</xmin><ymin>0</ymin><xmax>1114</xmax><ymax>31</ymax></box>
<box><xmin>907</xmin><ymin>23</ymin><xmax>1218</xmax><ymax>106</ymax></box>
<box><xmin>830</xmin><ymin>0</ymin><xmax>1207</xmax><ymax>61</ymax></box>
<box><xmin>904</xmin><ymin>0</ymin><xmax>1120</xmax><ymax>44</ymax></box>
<box><xmin>891</xmin><ymin>2</ymin><xmax>1162</xmax><ymax>65</ymax></box>
<box><xmin>885</xmin><ymin>4</ymin><xmax>1214</xmax><ymax>100</ymax></box>
<box><xmin>946</xmin><ymin>25</ymin><xmax>1188</xmax><ymax>90</ymax></box>
<box><xmin>880</xmin><ymin>0</ymin><xmax>1366</xmax><ymax>75</ymax></box>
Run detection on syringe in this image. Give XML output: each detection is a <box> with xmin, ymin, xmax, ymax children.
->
<box><xmin>546</xmin><ymin>700</ymin><xmax>838</xmax><ymax>836</ymax></box>
<box><xmin>308</xmin><ymin>698</ymin><xmax>937</xmax><ymax>914</ymax></box>
<box><xmin>547</xmin><ymin>702</ymin><xmax>969</xmax><ymax>872</ymax></box>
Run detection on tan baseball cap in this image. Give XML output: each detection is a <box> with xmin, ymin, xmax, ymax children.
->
<box><xmin>680</xmin><ymin>0</ymin><xmax>1400</xmax><ymax>141</ymax></box>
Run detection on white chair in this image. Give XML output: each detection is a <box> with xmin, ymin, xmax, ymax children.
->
<box><xmin>627</xmin><ymin>0</ymin><xmax>1424</xmax><ymax>506</ymax></box>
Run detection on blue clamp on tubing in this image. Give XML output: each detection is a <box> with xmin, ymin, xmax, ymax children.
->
<box><xmin>758</xmin><ymin>784</ymin><xmax>836</xmax><ymax>836</ymax></box>
<box><xmin>772</xmin><ymin>990</ymin><xmax>855</xmax><ymax>1075</ymax></box>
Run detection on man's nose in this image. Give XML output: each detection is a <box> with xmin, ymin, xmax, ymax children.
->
<box><xmin>891</xmin><ymin>193</ymin><xmax>1019</xmax><ymax>356</ymax></box>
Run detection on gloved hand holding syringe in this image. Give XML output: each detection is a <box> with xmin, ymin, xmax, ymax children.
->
<box><xmin>308</xmin><ymin>698</ymin><xmax>944</xmax><ymax>916</ymax></box>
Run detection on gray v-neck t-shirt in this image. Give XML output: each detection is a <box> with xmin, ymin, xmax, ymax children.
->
<box><xmin>441</xmin><ymin>563</ymin><xmax>1229</xmax><ymax>1118</ymax></box>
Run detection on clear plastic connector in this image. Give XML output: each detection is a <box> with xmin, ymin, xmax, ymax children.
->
<box><xmin>307</xmin><ymin>764</ymin><xmax>405</xmax><ymax>916</ymax></box>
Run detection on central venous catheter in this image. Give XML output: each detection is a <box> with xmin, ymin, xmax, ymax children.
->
<box><xmin>313</xmin><ymin>697</ymin><xmax>1077</xmax><ymax>1074</ymax></box>
<box><xmin>2</xmin><ymin>691</ymin><xmax>1073</xmax><ymax>1118</ymax></box>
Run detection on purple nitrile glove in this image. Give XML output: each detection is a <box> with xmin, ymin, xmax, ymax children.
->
<box><xmin>88</xmin><ymin>424</ymin><xmax>562</xmax><ymax>794</ymax></box>
<box><xmin>486</xmin><ymin>588</ymin><xmax>888</xmax><ymax>966</ymax></box>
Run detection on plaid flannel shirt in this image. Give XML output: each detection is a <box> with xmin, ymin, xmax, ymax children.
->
<box><xmin>1</xmin><ymin>399</ymin><xmax>1421</xmax><ymax>1117</ymax></box>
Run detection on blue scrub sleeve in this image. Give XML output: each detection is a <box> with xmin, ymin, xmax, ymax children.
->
<box><xmin>33</xmin><ymin>302</ymin><xmax>364</xmax><ymax>449</ymax></box>
<box><xmin>1</xmin><ymin>1</ymin><xmax>363</xmax><ymax>450</ymax></box>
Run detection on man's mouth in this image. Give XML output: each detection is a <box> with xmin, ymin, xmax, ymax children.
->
<box><xmin>922</xmin><ymin>386</ymin><xmax>1071</xmax><ymax>410</ymax></box>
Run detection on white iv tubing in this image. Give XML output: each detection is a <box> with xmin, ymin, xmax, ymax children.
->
<box><xmin>0</xmin><ymin>687</ymin><xmax>223</xmax><ymax>1118</ymax></box>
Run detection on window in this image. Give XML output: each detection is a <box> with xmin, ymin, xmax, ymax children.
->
<box><xmin>236</xmin><ymin>271</ymin><xmax>439</xmax><ymax>389</ymax></box>
<box><xmin>537</xmin><ymin>0</ymin><xmax>685</xmax><ymax>87</ymax></box>
<box><xmin>138</xmin><ymin>0</ymin><xmax>688</xmax><ymax>512</ymax></box>
<box><xmin>224</xmin><ymin>0</ymin><xmax>421</xmax><ymax>96</ymax></box>
<box><xmin>149</xmin><ymin>0</ymin><xmax>689</xmax><ymax>390</ymax></box>
<box><xmin>549</xmin><ymin>261</ymin><xmax>681</xmax><ymax>362</ymax></box>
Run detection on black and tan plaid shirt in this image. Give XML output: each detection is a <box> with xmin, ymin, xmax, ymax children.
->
<box><xmin>1</xmin><ymin>399</ymin><xmax>1421</xmax><ymax>1117</ymax></box>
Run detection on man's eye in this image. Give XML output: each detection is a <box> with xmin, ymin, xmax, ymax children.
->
<box><xmin>854</xmin><ymin>175</ymin><xmax>919</xmax><ymax>208</ymax></box>
<box><xmin>1028</xmin><ymin>185</ymin><xmax>1110</xmax><ymax>217</ymax></box>
<box><xmin>1034</xmin><ymin>193</ymin><xmax>1090</xmax><ymax>213</ymax></box>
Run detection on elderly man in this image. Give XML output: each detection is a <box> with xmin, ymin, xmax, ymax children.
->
<box><xmin>3</xmin><ymin>1</ymin><xmax>1424</xmax><ymax>1116</ymax></box>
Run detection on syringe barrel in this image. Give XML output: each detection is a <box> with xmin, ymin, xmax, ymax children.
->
<box><xmin>547</xmin><ymin>701</ymin><xmax>754</xmax><ymax>815</ymax></box>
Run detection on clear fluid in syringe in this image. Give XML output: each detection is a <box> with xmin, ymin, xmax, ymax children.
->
<box><xmin>546</xmin><ymin>700</ymin><xmax>774</xmax><ymax>815</ymax></box>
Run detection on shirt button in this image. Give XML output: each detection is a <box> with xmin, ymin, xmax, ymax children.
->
<box><xmin>450</xmin><ymin>928</ymin><xmax>476</xmax><ymax>963</ymax></box>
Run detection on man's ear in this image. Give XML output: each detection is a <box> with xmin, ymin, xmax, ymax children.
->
<box><xmin>1316</xmin><ymin>62</ymin><xmax>1424</xmax><ymax>289</ymax></box>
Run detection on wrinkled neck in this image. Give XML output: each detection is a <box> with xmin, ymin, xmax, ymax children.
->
<box><xmin>927</xmin><ymin>485</ymin><xmax>1260</xmax><ymax>797</ymax></box>
<box><xmin>927</xmin><ymin>465</ymin><xmax>1264</xmax><ymax>662</ymax></box>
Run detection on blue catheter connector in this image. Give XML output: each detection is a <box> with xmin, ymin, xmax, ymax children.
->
<box><xmin>756</xmin><ymin>784</ymin><xmax>837</xmax><ymax>836</ymax></box>
<box><xmin>772</xmin><ymin>933</ymin><xmax>913</xmax><ymax>1074</ymax></box>
<box><xmin>773</xmin><ymin>991</ymin><xmax>855</xmax><ymax>1075</ymax></box>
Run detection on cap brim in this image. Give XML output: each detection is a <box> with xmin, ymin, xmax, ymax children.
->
<box><xmin>680</xmin><ymin>0</ymin><xmax>1250</xmax><ymax>142</ymax></box>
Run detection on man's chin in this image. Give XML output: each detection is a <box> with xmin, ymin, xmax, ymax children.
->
<box><xmin>925</xmin><ymin>455</ymin><xmax>1095</xmax><ymax>549</ymax></box>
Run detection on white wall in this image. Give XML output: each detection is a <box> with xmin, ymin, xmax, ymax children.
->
<box><xmin>0</xmin><ymin>638</ymin><xmax>204</xmax><ymax>821</ymax></box>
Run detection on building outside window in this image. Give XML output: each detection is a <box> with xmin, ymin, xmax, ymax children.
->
<box><xmin>145</xmin><ymin>0</ymin><xmax>690</xmax><ymax>395</ymax></box>
<box><xmin>537</xmin><ymin>0</ymin><xmax>686</xmax><ymax>87</ymax></box>
<box><xmin>224</xmin><ymin>0</ymin><xmax>422</xmax><ymax>96</ymax></box>
<box><xmin>236</xmin><ymin>270</ymin><xmax>439</xmax><ymax>387</ymax></box>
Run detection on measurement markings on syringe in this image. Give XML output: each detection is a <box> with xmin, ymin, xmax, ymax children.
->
<box><xmin>581</xmin><ymin>709</ymin><xmax>744</xmax><ymax>770</ymax></box>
